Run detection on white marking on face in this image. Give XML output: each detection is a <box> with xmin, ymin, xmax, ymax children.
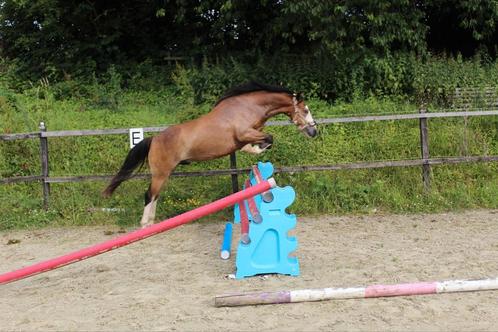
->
<box><xmin>304</xmin><ymin>106</ymin><xmax>315</xmax><ymax>125</ymax></box>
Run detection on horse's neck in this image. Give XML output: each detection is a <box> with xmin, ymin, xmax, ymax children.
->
<box><xmin>262</xmin><ymin>93</ymin><xmax>293</xmax><ymax>120</ymax></box>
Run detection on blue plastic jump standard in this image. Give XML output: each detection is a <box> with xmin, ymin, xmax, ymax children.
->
<box><xmin>220</xmin><ymin>222</ymin><xmax>233</xmax><ymax>260</ymax></box>
<box><xmin>233</xmin><ymin>161</ymin><xmax>300</xmax><ymax>279</ymax></box>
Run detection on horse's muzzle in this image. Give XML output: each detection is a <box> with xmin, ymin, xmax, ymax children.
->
<box><xmin>304</xmin><ymin>125</ymin><xmax>317</xmax><ymax>138</ymax></box>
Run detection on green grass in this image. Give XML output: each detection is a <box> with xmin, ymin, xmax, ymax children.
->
<box><xmin>1</xmin><ymin>84</ymin><xmax>498</xmax><ymax>230</ymax></box>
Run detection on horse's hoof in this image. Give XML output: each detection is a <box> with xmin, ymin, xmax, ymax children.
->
<box><xmin>259</xmin><ymin>142</ymin><xmax>272</xmax><ymax>150</ymax></box>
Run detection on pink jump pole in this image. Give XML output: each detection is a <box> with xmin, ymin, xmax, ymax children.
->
<box><xmin>251</xmin><ymin>165</ymin><xmax>273</xmax><ymax>203</ymax></box>
<box><xmin>214</xmin><ymin>277</ymin><xmax>498</xmax><ymax>307</ymax></box>
<box><xmin>238</xmin><ymin>192</ymin><xmax>250</xmax><ymax>245</ymax></box>
<box><xmin>244</xmin><ymin>179</ymin><xmax>262</xmax><ymax>224</ymax></box>
<box><xmin>0</xmin><ymin>178</ymin><xmax>277</xmax><ymax>285</ymax></box>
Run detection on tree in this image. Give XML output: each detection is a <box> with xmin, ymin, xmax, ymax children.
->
<box><xmin>1</xmin><ymin>0</ymin><xmax>498</xmax><ymax>81</ymax></box>
<box><xmin>423</xmin><ymin>0</ymin><xmax>498</xmax><ymax>57</ymax></box>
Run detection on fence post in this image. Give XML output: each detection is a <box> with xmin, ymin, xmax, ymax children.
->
<box><xmin>229</xmin><ymin>152</ymin><xmax>239</xmax><ymax>193</ymax></box>
<box><xmin>39</xmin><ymin>122</ymin><xmax>50</xmax><ymax>209</ymax></box>
<box><xmin>419</xmin><ymin>107</ymin><xmax>431</xmax><ymax>192</ymax></box>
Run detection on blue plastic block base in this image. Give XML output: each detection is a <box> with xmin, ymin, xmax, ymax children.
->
<box><xmin>233</xmin><ymin>161</ymin><xmax>300</xmax><ymax>279</ymax></box>
<box><xmin>235</xmin><ymin>185</ymin><xmax>300</xmax><ymax>279</ymax></box>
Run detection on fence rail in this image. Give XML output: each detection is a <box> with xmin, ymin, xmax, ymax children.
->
<box><xmin>4</xmin><ymin>155</ymin><xmax>498</xmax><ymax>184</ymax></box>
<box><xmin>1</xmin><ymin>109</ymin><xmax>498</xmax><ymax>208</ymax></box>
<box><xmin>2</xmin><ymin>110</ymin><xmax>498</xmax><ymax>141</ymax></box>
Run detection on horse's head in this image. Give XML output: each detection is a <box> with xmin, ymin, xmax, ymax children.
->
<box><xmin>290</xmin><ymin>93</ymin><xmax>317</xmax><ymax>138</ymax></box>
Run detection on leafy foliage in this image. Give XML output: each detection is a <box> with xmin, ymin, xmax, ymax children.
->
<box><xmin>1</xmin><ymin>1</ymin><xmax>498</xmax><ymax>82</ymax></box>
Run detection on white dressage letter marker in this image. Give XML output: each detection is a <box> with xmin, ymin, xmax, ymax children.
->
<box><xmin>129</xmin><ymin>128</ymin><xmax>144</xmax><ymax>149</ymax></box>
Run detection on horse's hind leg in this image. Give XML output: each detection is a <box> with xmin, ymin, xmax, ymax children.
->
<box><xmin>140</xmin><ymin>171</ymin><xmax>170</xmax><ymax>228</ymax></box>
<box><xmin>140</xmin><ymin>132</ymin><xmax>181</xmax><ymax>228</ymax></box>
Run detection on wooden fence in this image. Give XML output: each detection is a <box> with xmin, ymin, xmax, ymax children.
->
<box><xmin>1</xmin><ymin>109</ymin><xmax>498</xmax><ymax>209</ymax></box>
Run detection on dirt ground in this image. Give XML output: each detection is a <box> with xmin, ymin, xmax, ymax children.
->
<box><xmin>1</xmin><ymin>209</ymin><xmax>498</xmax><ymax>331</ymax></box>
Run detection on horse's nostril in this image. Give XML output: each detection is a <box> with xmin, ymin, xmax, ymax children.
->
<box><xmin>306</xmin><ymin>126</ymin><xmax>317</xmax><ymax>137</ymax></box>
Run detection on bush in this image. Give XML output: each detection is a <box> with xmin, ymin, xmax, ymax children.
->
<box><xmin>169</xmin><ymin>52</ymin><xmax>498</xmax><ymax>108</ymax></box>
<box><xmin>412</xmin><ymin>54</ymin><xmax>498</xmax><ymax>105</ymax></box>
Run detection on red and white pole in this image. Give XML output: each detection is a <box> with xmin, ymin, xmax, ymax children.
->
<box><xmin>0</xmin><ymin>178</ymin><xmax>277</xmax><ymax>285</ymax></box>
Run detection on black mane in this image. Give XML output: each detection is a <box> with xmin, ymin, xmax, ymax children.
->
<box><xmin>215</xmin><ymin>82</ymin><xmax>294</xmax><ymax>106</ymax></box>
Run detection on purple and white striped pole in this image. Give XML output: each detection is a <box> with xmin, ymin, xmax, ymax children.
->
<box><xmin>214</xmin><ymin>277</ymin><xmax>498</xmax><ymax>307</ymax></box>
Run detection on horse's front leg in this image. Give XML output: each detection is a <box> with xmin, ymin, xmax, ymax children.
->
<box><xmin>237</xmin><ymin>128</ymin><xmax>273</xmax><ymax>155</ymax></box>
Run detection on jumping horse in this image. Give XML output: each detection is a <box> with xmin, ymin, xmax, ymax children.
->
<box><xmin>103</xmin><ymin>82</ymin><xmax>317</xmax><ymax>228</ymax></box>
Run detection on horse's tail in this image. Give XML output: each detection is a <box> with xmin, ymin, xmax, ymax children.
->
<box><xmin>102</xmin><ymin>137</ymin><xmax>153</xmax><ymax>198</ymax></box>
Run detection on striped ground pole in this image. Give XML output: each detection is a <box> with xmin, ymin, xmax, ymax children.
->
<box><xmin>214</xmin><ymin>277</ymin><xmax>498</xmax><ymax>307</ymax></box>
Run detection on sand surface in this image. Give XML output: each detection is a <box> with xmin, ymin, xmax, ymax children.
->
<box><xmin>2</xmin><ymin>210</ymin><xmax>498</xmax><ymax>331</ymax></box>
